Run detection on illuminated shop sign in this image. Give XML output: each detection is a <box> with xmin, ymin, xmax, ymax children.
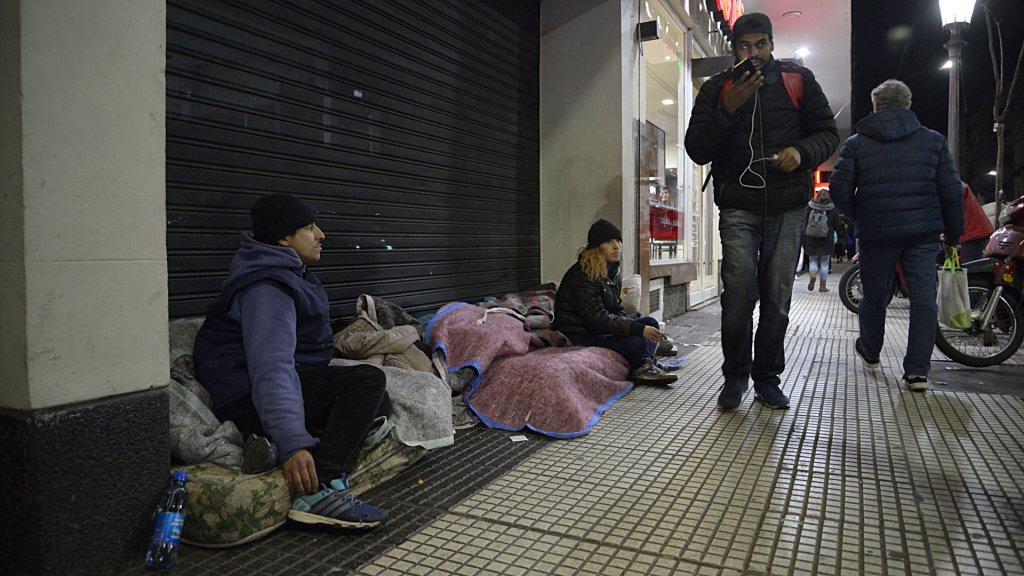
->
<box><xmin>704</xmin><ymin>0</ymin><xmax>746</xmax><ymax>35</ymax></box>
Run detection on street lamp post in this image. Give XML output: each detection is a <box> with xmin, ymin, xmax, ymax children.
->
<box><xmin>939</xmin><ymin>0</ymin><xmax>977</xmax><ymax>172</ymax></box>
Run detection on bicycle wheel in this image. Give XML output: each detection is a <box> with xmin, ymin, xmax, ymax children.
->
<box><xmin>935</xmin><ymin>284</ymin><xmax>1023</xmax><ymax>367</ymax></box>
<box><xmin>838</xmin><ymin>263</ymin><xmax>862</xmax><ymax>313</ymax></box>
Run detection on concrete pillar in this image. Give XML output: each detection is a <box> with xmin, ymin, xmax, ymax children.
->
<box><xmin>540</xmin><ymin>0</ymin><xmax>639</xmax><ymax>283</ymax></box>
<box><xmin>0</xmin><ymin>1</ymin><xmax>170</xmax><ymax>574</ymax></box>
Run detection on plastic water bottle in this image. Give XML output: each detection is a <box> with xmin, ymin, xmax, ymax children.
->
<box><xmin>146</xmin><ymin>471</ymin><xmax>188</xmax><ymax>570</ymax></box>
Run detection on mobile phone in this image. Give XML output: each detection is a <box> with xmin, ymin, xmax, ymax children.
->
<box><xmin>731</xmin><ymin>58</ymin><xmax>757</xmax><ymax>81</ymax></box>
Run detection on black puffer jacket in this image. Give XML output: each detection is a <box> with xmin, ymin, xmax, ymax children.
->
<box><xmin>554</xmin><ymin>261</ymin><xmax>645</xmax><ymax>345</ymax></box>
<box><xmin>684</xmin><ymin>57</ymin><xmax>839</xmax><ymax>214</ymax></box>
<box><xmin>830</xmin><ymin>109</ymin><xmax>963</xmax><ymax>248</ymax></box>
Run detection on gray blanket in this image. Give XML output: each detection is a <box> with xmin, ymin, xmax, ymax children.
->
<box><xmin>329</xmin><ymin>358</ymin><xmax>454</xmax><ymax>450</ymax></box>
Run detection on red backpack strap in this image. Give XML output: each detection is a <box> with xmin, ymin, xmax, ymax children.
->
<box><xmin>779</xmin><ymin>60</ymin><xmax>804</xmax><ymax>110</ymax></box>
<box><xmin>717</xmin><ymin>77</ymin><xmax>734</xmax><ymax>108</ymax></box>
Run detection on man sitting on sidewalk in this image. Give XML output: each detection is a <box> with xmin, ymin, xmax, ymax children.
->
<box><xmin>194</xmin><ymin>193</ymin><xmax>391</xmax><ymax>528</ymax></box>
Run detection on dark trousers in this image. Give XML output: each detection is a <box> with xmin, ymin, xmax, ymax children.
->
<box><xmin>219</xmin><ymin>364</ymin><xmax>390</xmax><ymax>482</ymax></box>
<box><xmin>578</xmin><ymin>316</ymin><xmax>660</xmax><ymax>370</ymax></box>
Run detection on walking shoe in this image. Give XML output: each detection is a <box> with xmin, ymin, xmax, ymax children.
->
<box><xmin>819</xmin><ymin>279</ymin><xmax>829</xmax><ymax>293</ymax></box>
<box><xmin>717</xmin><ymin>381</ymin><xmax>748</xmax><ymax>412</ymax></box>
<box><xmin>289</xmin><ymin>478</ymin><xmax>388</xmax><ymax>528</ymax></box>
<box><xmin>903</xmin><ymin>374</ymin><xmax>929</xmax><ymax>392</ymax></box>
<box><xmin>855</xmin><ymin>338</ymin><xmax>880</xmax><ymax>371</ymax></box>
<box><xmin>808</xmin><ymin>274</ymin><xmax>816</xmax><ymax>291</ymax></box>
<box><xmin>630</xmin><ymin>359</ymin><xmax>677</xmax><ymax>386</ymax></box>
<box><xmin>754</xmin><ymin>384</ymin><xmax>790</xmax><ymax>409</ymax></box>
<box><xmin>655</xmin><ymin>339</ymin><xmax>678</xmax><ymax>357</ymax></box>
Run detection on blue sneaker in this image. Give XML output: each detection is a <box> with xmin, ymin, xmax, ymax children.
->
<box><xmin>288</xmin><ymin>479</ymin><xmax>388</xmax><ymax>528</ymax></box>
<box><xmin>754</xmin><ymin>384</ymin><xmax>789</xmax><ymax>410</ymax></box>
<box><xmin>717</xmin><ymin>381</ymin><xmax>748</xmax><ymax>412</ymax></box>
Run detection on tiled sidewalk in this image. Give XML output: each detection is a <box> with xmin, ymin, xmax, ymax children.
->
<box><xmin>350</xmin><ymin>276</ymin><xmax>1024</xmax><ymax>575</ymax></box>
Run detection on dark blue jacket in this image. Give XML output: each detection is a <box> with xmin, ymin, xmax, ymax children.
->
<box><xmin>830</xmin><ymin>109</ymin><xmax>963</xmax><ymax>248</ymax></box>
<box><xmin>684</xmin><ymin>57</ymin><xmax>839</xmax><ymax>215</ymax></box>
<box><xmin>194</xmin><ymin>233</ymin><xmax>334</xmax><ymax>463</ymax></box>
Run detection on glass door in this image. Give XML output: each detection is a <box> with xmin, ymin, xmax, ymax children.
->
<box><xmin>689</xmin><ymin>115</ymin><xmax>719</xmax><ymax>305</ymax></box>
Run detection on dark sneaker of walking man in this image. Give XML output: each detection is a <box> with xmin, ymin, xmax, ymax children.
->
<box><xmin>830</xmin><ymin>79</ymin><xmax>963</xmax><ymax>393</ymax></box>
<box><xmin>684</xmin><ymin>12</ymin><xmax>839</xmax><ymax>411</ymax></box>
<box><xmin>194</xmin><ymin>193</ymin><xmax>392</xmax><ymax>527</ymax></box>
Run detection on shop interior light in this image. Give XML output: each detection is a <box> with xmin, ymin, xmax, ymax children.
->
<box><xmin>661</xmin><ymin>99</ymin><xmax>675</xmax><ymax>105</ymax></box>
<box><xmin>794</xmin><ymin>47</ymin><xmax>810</xmax><ymax>58</ymax></box>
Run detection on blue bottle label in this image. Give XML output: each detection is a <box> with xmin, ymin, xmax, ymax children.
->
<box><xmin>151</xmin><ymin>512</ymin><xmax>185</xmax><ymax>545</ymax></box>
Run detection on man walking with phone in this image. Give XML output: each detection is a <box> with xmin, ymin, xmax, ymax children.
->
<box><xmin>684</xmin><ymin>12</ymin><xmax>839</xmax><ymax>411</ymax></box>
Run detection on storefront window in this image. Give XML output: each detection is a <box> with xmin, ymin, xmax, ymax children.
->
<box><xmin>644</xmin><ymin>1</ymin><xmax>686</xmax><ymax>263</ymax></box>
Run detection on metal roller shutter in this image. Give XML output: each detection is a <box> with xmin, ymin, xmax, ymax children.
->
<box><xmin>166</xmin><ymin>0</ymin><xmax>540</xmax><ymax>321</ymax></box>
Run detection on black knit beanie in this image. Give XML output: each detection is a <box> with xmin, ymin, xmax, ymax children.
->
<box><xmin>732</xmin><ymin>12</ymin><xmax>772</xmax><ymax>40</ymax></box>
<box><xmin>587</xmin><ymin>219</ymin><xmax>623</xmax><ymax>249</ymax></box>
<box><xmin>250</xmin><ymin>194</ymin><xmax>315</xmax><ymax>244</ymax></box>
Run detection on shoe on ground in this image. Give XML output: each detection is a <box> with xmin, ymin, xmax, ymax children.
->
<box><xmin>903</xmin><ymin>374</ymin><xmax>928</xmax><ymax>392</ymax></box>
<box><xmin>855</xmin><ymin>338</ymin><xmax>880</xmax><ymax>371</ymax></box>
<box><xmin>808</xmin><ymin>275</ymin><xmax>816</xmax><ymax>291</ymax></box>
<box><xmin>655</xmin><ymin>339</ymin><xmax>678</xmax><ymax>357</ymax></box>
<box><xmin>754</xmin><ymin>384</ymin><xmax>790</xmax><ymax>409</ymax></box>
<box><xmin>819</xmin><ymin>281</ymin><xmax>829</xmax><ymax>293</ymax></box>
<box><xmin>630</xmin><ymin>359</ymin><xmax>677</xmax><ymax>386</ymax></box>
<box><xmin>289</xmin><ymin>479</ymin><xmax>388</xmax><ymax>528</ymax></box>
<box><xmin>717</xmin><ymin>381</ymin><xmax>748</xmax><ymax>412</ymax></box>
<box><xmin>241</xmin><ymin>434</ymin><xmax>276</xmax><ymax>475</ymax></box>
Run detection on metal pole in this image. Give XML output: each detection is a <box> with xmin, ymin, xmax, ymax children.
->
<box><xmin>944</xmin><ymin>21</ymin><xmax>967</xmax><ymax>172</ymax></box>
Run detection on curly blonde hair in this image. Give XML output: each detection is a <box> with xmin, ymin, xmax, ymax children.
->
<box><xmin>578</xmin><ymin>247</ymin><xmax>609</xmax><ymax>282</ymax></box>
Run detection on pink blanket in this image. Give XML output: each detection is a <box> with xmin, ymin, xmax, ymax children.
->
<box><xmin>427</xmin><ymin>303</ymin><xmax>633</xmax><ymax>438</ymax></box>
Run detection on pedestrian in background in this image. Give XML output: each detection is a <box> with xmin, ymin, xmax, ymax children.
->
<box><xmin>803</xmin><ymin>190</ymin><xmax>840</xmax><ymax>292</ymax></box>
<box><xmin>830</xmin><ymin>79</ymin><xmax>963</xmax><ymax>392</ymax></box>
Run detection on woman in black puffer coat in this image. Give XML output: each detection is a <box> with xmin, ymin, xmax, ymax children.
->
<box><xmin>553</xmin><ymin>219</ymin><xmax>676</xmax><ymax>385</ymax></box>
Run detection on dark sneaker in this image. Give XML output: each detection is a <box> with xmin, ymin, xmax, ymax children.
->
<box><xmin>630</xmin><ymin>359</ymin><xmax>677</xmax><ymax>386</ymax></box>
<box><xmin>655</xmin><ymin>339</ymin><xmax>678</xmax><ymax>357</ymax></box>
<box><xmin>717</xmin><ymin>381</ymin><xmax>748</xmax><ymax>412</ymax></box>
<box><xmin>289</xmin><ymin>482</ymin><xmax>388</xmax><ymax>528</ymax></box>
<box><xmin>241</xmin><ymin>434</ymin><xmax>276</xmax><ymax>475</ymax></box>
<box><xmin>754</xmin><ymin>384</ymin><xmax>790</xmax><ymax>409</ymax></box>
<box><xmin>903</xmin><ymin>374</ymin><xmax>928</xmax><ymax>392</ymax></box>
<box><xmin>808</xmin><ymin>276</ymin><xmax>816</xmax><ymax>291</ymax></box>
<box><xmin>855</xmin><ymin>338</ymin><xmax>880</xmax><ymax>371</ymax></box>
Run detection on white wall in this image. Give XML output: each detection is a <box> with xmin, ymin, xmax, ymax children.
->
<box><xmin>540</xmin><ymin>0</ymin><xmax>638</xmax><ymax>284</ymax></box>
<box><xmin>0</xmin><ymin>0</ymin><xmax>168</xmax><ymax>410</ymax></box>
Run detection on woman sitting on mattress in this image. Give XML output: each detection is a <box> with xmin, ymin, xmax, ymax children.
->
<box><xmin>553</xmin><ymin>219</ymin><xmax>678</xmax><ymax>386</ymax></box>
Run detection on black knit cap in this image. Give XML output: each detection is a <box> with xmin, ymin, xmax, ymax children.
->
<box><xmin>732</xmin><ymin>12</ymin><xmax>772</xmax><ymax>40</ymax></box>
<box><xmin>250</xmin><ymin>193</ymin><xmax>315</xmax><ymax>244</ymax></box>
<box><xmin>587</xmin><ymin>219</ymin><xmax>623</xmax><ymax>249</ymax></box>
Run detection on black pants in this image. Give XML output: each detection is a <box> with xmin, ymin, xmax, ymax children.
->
<box><xmin>219</xmin><ymin>364</ymin><xmax>390</xmax><ymax>482</ymax></box>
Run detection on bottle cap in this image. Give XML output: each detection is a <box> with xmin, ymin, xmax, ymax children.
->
<box><xmin>173</xmin><ymin>471</ymin><xmax>188</xmax><ymax>483</ymax></box>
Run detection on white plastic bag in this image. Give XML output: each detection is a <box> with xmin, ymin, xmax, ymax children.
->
<box><xmin>937</xmin><ymin>251</ymin><xmax>972</xmax><ymax>329</ymax></box>
<box><xmin>621</xmin><ymin>274</ymin><xmax>641</xmax><ymax>315</ymax></box>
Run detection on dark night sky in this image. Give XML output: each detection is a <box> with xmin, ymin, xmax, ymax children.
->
<box><xmin>851</xmin><ymin>0</ymin><xmax>1024</xmax><ymax>201</ymax></box>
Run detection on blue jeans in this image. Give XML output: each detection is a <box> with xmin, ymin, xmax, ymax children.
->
<box><xmin>586</xmin><ymin>316</ymin><xmax>659</xmax><ymax>370</ymax></box>
<box><xmin>858</xmin><ymin>241</ymin><xmax>939</xmax><ymax>377</ymax></box>
<box><xmin>808</xmin><ymin>254</ymin><xmax>830</xmax><ymax>283</ymax></box>
<box><xmin>718</xmin><ymin>207</ymin><xmax>805</xmax><ymax>390</ymax></box>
